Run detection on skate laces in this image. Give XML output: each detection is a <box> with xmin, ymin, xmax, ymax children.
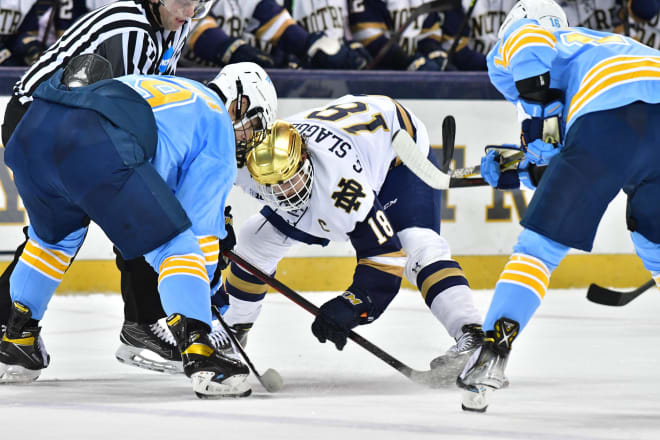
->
<box><xmin>208</xmin><ymin>326</ymin><xmax>232</xmax><ymax>350</ymax></box>
<box><xmin>148</xmin><ymin>322</ymin><xmax>176</xmax><ymax>347</ymax></box>
<box><xmin>453</xmin><ymin>324</ymin><xmax>485</xmax><ymax>353</ymax></box>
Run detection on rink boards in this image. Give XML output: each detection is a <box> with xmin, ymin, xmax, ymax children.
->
<box><xmin>0</xmin><ymin>69</ymin><xmax>647</xmax><ymax>291</ymax></box>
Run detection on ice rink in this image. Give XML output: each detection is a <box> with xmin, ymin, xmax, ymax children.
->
<box><xmin>1</xmin><ymin>287</ymin><xmax>659</xmax><ymax>439</ymax></box>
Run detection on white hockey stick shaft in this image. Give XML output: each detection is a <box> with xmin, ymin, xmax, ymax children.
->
<box><xmin>391</xmin><ymin>129</ymin><xmax>452</xmax><ymax>189</ymax></box>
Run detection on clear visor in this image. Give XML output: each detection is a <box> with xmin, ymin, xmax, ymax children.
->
<box><xmin>256</xmin><ymin>159</ymin><xmax>314</xmax><ymax>213</ymax></box>
<box><xmin>160</xmin><ymin>0</ymin><xmax>212</xmax><ymax>20</ymax></box>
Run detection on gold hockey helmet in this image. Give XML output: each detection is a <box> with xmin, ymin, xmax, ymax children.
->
<box><xmin>246</xmin><ymin>120</ymin><xmax>313</xmax><ymax>212</ymax></box>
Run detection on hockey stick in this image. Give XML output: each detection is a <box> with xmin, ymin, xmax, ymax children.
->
<box><xmin>392</xmin><ymin>129</ymin><xmax>523</xmax><ymax>189</ymax></box>
<box><xmin>443</xmin><ymin>0</ymin><xmax>478</xmax><ymax>69</ymax></box>
<box><xmin>211</xmin><ymin>306</ymin><xmax>284</xmax><ymax>392</ymax></box>
<box><xmin>439</xmin><ymin>115</ymin><xmax>456</xmax><ymax>172</ymax></box>
<box><xmin>223</xmin><ymin>250</ymin><xmax>458</xmax><ymax>388</ymax></box>
<box><xmin>586</xmin><ymin>279</ymin><xmax>655</xmax><ymax>306</ymax></box>
<box><xmin>366</xmin><ymin>0</ymin><xmax>460</xmax><ymax>69</ymax></box>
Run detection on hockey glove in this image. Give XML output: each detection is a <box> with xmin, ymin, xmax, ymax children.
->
<box><xmin>407</xmin><ymin>50</ymin><xmax>448</xmax><ymax>71</ymax></box>
<box><xmin>480</xmin><ymin>150</ymin><xmax>521</xmax><ymax>190</ymax></box>
<box><xmin>517</xmin><ymin>99</ymin><xmax>564</xmax><ymax>166</ymax></box>
<box><xmin>220</xmin><ymin>37</ymin><xmax>274</xmax><ymax>68</ymax></box>
<box><xmin>306</xmin><ymin>33</ymin><xmax>370</xmax><ymax>69</ymax></box>
<box><xmin>218</xmin><ymin>206</ymin><xmax>236</xmax><ymax>271</ymax></box>
<box><xmin>311</xmin><ymin>291</ymin><xmax>373</xmax><ymax>350</ymax></box>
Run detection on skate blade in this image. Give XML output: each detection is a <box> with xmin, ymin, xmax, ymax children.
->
<box><xmin>461</xmin><ymin>385</ymin><xmax>491</xmax><ymax>413</ymax></box>
<box><xmin>191</xmin><ymin>371</ymin><xmax>251</xmax><ymax>399</ymax></box>
<box><xmin>115</xmin><ymin>344</ymin><xmax>183</xmax><ymax>374</ymax></box>
<box><xmin>0</xmin><ymin>362</ymin><xmax>41</xmax><ymax>384</ymax></box>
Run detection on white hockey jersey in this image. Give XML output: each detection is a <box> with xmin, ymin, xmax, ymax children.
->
<box><xmin>462</xmin><ymin>0</ymin><xmax>517</xmax><ymax>54</ymax></box>
<box><xmin>0</xmin><ymin>0</ymin><xmax>38</xmax><ymax>36</ymax></box>
<box><xmin>280</xmin><ymin>0</ymin><xmax>349</xmax><ymax>40</ymax></box>
<box><xmin>236</xmin><ymin>94</ymin><xmax>430</xmax><ymax>242</ymax></box>
<box><xmin>351</xmin><ymin>0</ymin><xmax>443</xmax><ymax>55</ymax></box>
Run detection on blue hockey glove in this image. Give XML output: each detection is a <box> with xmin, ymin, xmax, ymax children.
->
<box><xmin>518</xmin><ymin>99</ymin><xmax>564</xmax><ymax>166</ymax></box>
<box><xmin>480</xmin><ymin>150</ymin><xmax>522</xmax><ymax>190</ymax></box>
<box><xmin>311</xmin><ymin>291</ymin><xmax>373</xmax><ymax>350</ymax></box>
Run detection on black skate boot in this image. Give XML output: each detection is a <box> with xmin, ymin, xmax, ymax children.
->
<box><xmin>167</xmin><ymin>313</ymin><xmax>251</xmax><ymax>399</ymax></box>
<box><xmin>457</xmin><ymin>317</ymin><xmax>520</xmax><ymax>412</ymax></box>
<box><xmin>231</xmin><ymin>323</ymin><xmax>253</xmax><ymax>348</ymax></box>
<box><xmin>115</xmin><ymin>321</ymin><xmax>183</xmax><ymax>374</ymax></box>
<box><xmin>0</xmin><ymin>301</ymin><xmax>50</xmax><ymax>383</ymax></box>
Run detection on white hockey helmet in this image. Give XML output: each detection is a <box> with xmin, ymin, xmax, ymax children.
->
<box><xmin>209</xmin><ymin>62</ymin><xmax>278</xmax><ymax>136</ymax></box>
<box><xmin>498</xmin><ymin>0</ymin><xmax>568</xmax><ymax>39</ymax></box>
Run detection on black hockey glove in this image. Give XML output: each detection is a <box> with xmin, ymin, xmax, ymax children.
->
<box><xmin>407</xmin><ymin>50</ymin><xmax>448</xmax><ymax>71</ymax></box>
<box><xmin>220</xmin><ymin>37</ymin><xmax>274</xmax><ymax>68</ymax></box>
<box><xmin>311</xmin><ymin>291</ymin><xmax>373</xmax><ymax>350</ymax></box>
<box><xmin>306</xmin><ymin>33</ymin><xmax>370</xmax><ymax>69</ymax></box>
<box><xmin>218</xmin><ymin>206</ymin><xmax>236</xmax><ymax>271</ymax></box>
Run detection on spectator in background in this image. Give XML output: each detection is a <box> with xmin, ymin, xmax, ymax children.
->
<box><xmin>632</xmin><ymin>5</ymin><xmax>660</xmax><ymax>49</ymax></box>
<box><xmin>348</xmin><ymin>0</ymin><xmax>484</xmax><ymax>70</ymax></box>
<box><xmin>184</xmin><ymin>0</ymin><xmax>371</xmax><ymax>69</ymax></box>
<box><xmin>0</xmin><ymin>0</ymin><xmax>44</xmax><ymax>66</ymax></box>
<box><xmin>38</xmin><ymin>0</ymin><xmax>115</xmax><ymax>47</ymax></box>
<box><xmin>439</xmin><ymin>0</ymin><xmax>517</xmax><ymax>71</ymax></box>
<box><xmin>559</xmin><ymin>0</ymin><xmax>658</xmax><ymax>34</ymax></box>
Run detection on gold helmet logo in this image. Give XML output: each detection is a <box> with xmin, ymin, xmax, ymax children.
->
<box><xmin>246</xmin><ymin>120</ymin><xmax>303</xmax><ymax>185</ymax></box>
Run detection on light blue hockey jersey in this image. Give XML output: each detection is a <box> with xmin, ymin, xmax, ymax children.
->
<box><xmin>116</xmin><ymin>74</ymin><xmax>237</xmax><ymax>241</ymax></box>
<box><xmin>487</xmin><ymin>18</ymin><xmax>660</xmax><ymax>132</ymax></box>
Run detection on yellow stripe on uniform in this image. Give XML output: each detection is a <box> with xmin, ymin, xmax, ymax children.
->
<box><xmin>225</xmin><ymin>264</ymin><xmax>268</xmax><ymax>295</ymax></box>
<box><xmin>497</xmin><ymin>253</ymin><xmax>550</xmax><ymax>300</ymax></box>
<box><xmin>158</xmin><ymin>254</ymin><xmax>209</xmax><ymax>285</ymax></box>
<box><xmin>20</xmin><ymin>239</ymin><xmax>72</xmax><ymax>281</ymax></box>
<box><xmin>498</xmin><ymin>25</ymin><xmax>556</xmax><ymax>67</ymax></box>
<box><xmin>357</xmin><ymin>258</ymin><xmax>404</xmax><ymax>278</ymax></box>
<box><xmin>391</xmin><ymin>99</ymin><xmax>415</xmax><ymax>139</ymax></box>
<box><xmin>255</xmin><ymin>10</ymin><xmax>296</xmax><ymax>45</ymax></box>
<box><xmin>567</xmin><ymin>56</ymin><xmax>660</xmax><ymax>124</ymax></box>
<box><xmin>197</xmin><ymin>235</ymin><xmax>219</xmax><ymax>266</ymax></box>
<box><xmin>420</xmin><ymin>268</ymin><xmax>466</xmax><ymax>300</ymax></box>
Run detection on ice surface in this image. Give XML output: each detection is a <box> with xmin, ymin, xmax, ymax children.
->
<box><xmin>1</xmin><ymin>288</ymin><xmax>659</xmax><ymax>439</ymax></box>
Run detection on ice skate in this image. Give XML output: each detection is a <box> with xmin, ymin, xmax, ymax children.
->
<box><xmin>457</xmin><ymin>318</ymin><xmax>519</xmax><ymax>412</ymax></box>
<box><xmin>0</xmin><ymin>301</ymin><xmax>50</xmax><ymax>383</ymax></box>
<box><xmin>167</xmin><ymin>313</ymin><xmax>251</xmax><ymax>399</ymax></box>
<box><xmin>115</xmin><ymin>320</ymin><xmax>183</xmax><ymax>374</ymax></box>
<box><xmin>428</xmin><ymin>324</ymin><xmax>484</xmax><ymax>384</ymax></box>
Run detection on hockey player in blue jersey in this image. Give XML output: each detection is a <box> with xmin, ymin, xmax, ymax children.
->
<box><xmin>458</xmin><ymin>0</ymin><xmax>660</xmax><ymax>412</ymax></box>
<box><xmin>0</xmin><ymin>54</ymin><xmax>271</xmax><ymax>398</ymax></box>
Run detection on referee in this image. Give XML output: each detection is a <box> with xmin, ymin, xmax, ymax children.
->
<box><xmin>0</xmin><ymin>0</ymin><xmax>213</xmax><ymax>343</ymax></box>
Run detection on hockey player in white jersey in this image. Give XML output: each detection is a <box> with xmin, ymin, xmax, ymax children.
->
<box><xmin>559</xmin><ymin>0</ymin><xmax>658</xmax><ymax>33</ymax></box>
<box><xmin>0</xmin><ymin>0</ymin><xmax>43</xmax><ymax>66</ymax></box>
<box><xmin>185</xmin><ymin>0</ymin><xmax>370</xmax><ymax>69</ymax></box>
<box><xmin>219</xmin><ymin>95</ymin><xmax>484</xmax><ymax>379</ymax></box>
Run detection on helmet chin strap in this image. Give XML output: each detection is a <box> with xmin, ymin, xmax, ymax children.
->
<box><xmin>234</xmin><ymin>78</ymin><xmax>245</xmax><ymax>121</ymax></box>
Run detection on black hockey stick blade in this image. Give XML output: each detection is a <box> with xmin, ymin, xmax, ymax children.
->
<box><xmin>586</xmin><ymin>279</ymin><xmax>655</xmax><ymax>306</ymax></box>
<box><xmin>449</xmin><ymin>177</ymin><xmax>488</xmax><ymax>188</ymax></box>
<box><xmin>224</xmin><ymin>250</ymin><xmax>457</xmax><ymax>388</ymax></box>
<box><xmin>440</xmin><ymin>115</ymin><xmax>456</xmax><ymax>173</ymax></box>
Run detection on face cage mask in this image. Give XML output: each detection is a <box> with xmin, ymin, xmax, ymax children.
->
<box><xmin>233</xmin><ymin>78</ymin><xmax>269</xmax><ymax>166</ymax></box>
<box><xmin>159</xmin><ymin>0</ymin><xmax>211</xmax><ymax>20</ymax></box>
<box><xmin>257</xmin><ymin>158</ymin><xmax>314</xmax><ymax>213</ymax></box>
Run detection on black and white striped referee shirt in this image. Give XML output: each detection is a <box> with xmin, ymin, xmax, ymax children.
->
<box><xmin>14</xmin><ymin>0</ymin><xmax>190</xmax><ymax>104</ymax></box>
